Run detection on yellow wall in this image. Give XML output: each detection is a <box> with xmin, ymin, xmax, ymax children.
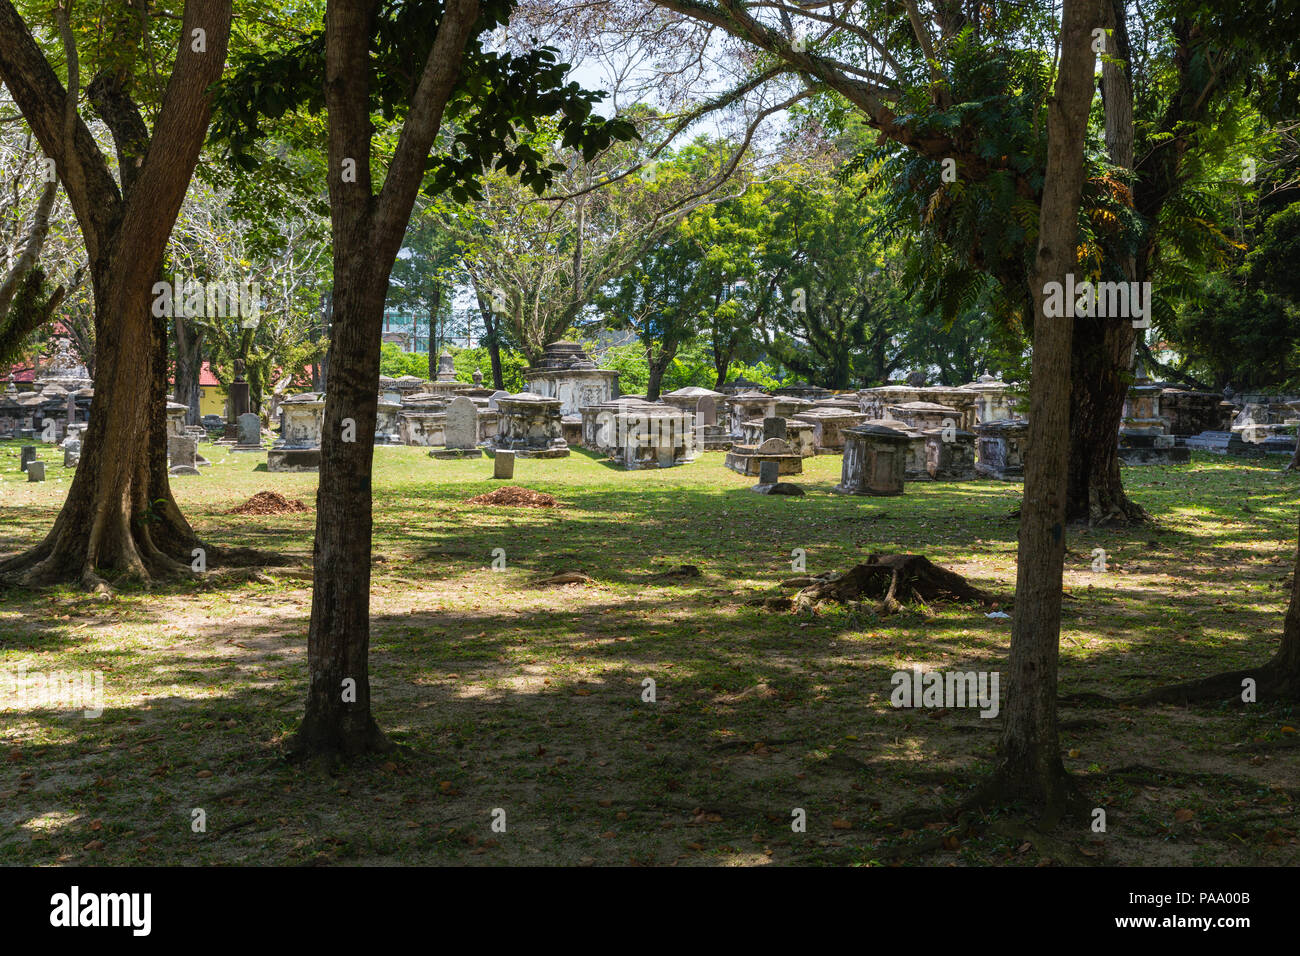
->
<box><xmin>198</xmin><ymin>386</ymin><xmax>225</xmax><ymax>419</ymax></box>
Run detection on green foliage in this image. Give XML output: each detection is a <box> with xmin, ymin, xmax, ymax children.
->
<box><xmin>586</xmin><ymin>342</ymin><xmax>649</xmax><ymax>396</ymax></box>
<box><xmin>1170</xmin><ymin>274</ymin><xmax>1298</xmax><ymax>391</ymax></box>
<box><xmin>452</xmin><ymin>346</ymin><xmax>528</xmax><ymax>392</ymax></box>
<box><xmin>210</xmin><ymin>1</ymin><xmax>637</xmax><ymax>203</ymax></box>
<box><xmin>1247</xmin><ymin>203</ymin><xmax>1300</xmax><ymax>302</ymax></box>
<box><xmin>379</xmin><ymin>343</ymin><xmax>428</xmax><ymax>379</ymax></box>
<box><xmin>724</xmin><ymin>361</ymin><xmax>782</xmax><ymax>391</ymax></box>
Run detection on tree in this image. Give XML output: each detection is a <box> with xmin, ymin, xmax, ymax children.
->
<box><xmin>987</xmin><ymin>0</ymin><xmax>1101</xmax><ymax>818</ymax></box>
<box><xmin>443</xmin><ymin>121</ymin><xmax>746</xmax><ymax>366</ymax></box>
<box><xmin>0</xmin><ymin>0</ymin><xmax>233</xmax><ymax>589</ymax></box>
<box><xmin>216</xmin><ymin>0</ymin><xmax>636</xmax><ymax>757</ymax></box>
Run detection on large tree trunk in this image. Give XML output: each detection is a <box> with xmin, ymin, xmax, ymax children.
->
<box><xmin>985</xmin><ymin>0</ymin><xmax>1099</xmax><ymax>820</ymax></box>
<box><xmin>290</xmin><ymin>0</ymin><xmax>480</xmax><ymax>759</ymax></box>
<box><xmin>1066</xmin><ymin>319</ymin><xmax>1144</xmax><ymax>524</ymax></box>
<box><xmin>294</xmin><ymin>264</ymin><xmax>392</xmax><ymax>756</ymax></box>
<box><xmin>1065</xmin><ymin>0</ymin><xmax>1145</xmax><ymax>526</ymax></box>
<box><xmin>173</xmin><ymin>315</ymin><xmax>203</xmax><ymax>425</ymax></box>
<box><xmin>2</xmin><ymin>274</ymin><xmax>197</xmax><ymax>588</ymax></box>
<box><xmin>646</xmin><ymin>344</ymin><xmax>675</xmax><ymax>401</ymax></box>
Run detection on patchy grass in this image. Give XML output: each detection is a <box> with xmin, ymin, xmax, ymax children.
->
<box><xmin>1</xmin><ymin>438</ymin><xmax>1298</xmax><ymax>866</ymax></box>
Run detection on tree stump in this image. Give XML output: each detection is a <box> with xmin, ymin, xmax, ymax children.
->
<box><xmin>789</xmin><ymin>554</ymin><xmax>1004</xmax><ymax>614</ymax></box>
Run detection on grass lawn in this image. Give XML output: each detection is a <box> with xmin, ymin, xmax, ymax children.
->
<box><xmin>1</xmin><ymin>438</ymin><xmax>1298</xmax><ymax>866</ymax></box>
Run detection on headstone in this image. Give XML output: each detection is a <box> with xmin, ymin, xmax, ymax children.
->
<box><xmin>488</xmin><ymin>390</ymin><xmax>509</xmax><ymax>411</ymax></box>
<box><xmin>236</xmin><ymin>412</ymin><xmax>261</xmax><ymax>447</ymax></box>
<box><xmin>20</xmin><ymin>445</ymin><xmax>36</xmax><ymax>472</ymax></box>
<box><xmin>696</xmin><ymin>395</ymin><xmax>717</xmax><ymax>426</ymax></box>
<box><xmin>63</xmin><ymin>447</ymin><xmax>80</xmax><ymax>468</ymax></box>
<box><xmin>493</xmin><ymin>450</ymin><xmax>515</xmax><ymax>479</ymax></box>
<box><xmin>758</xmin><ymin>460</ymin><xmax>779</xmax><ymax>485</ymax></box>
<box><xmin>168</xmin><ymin>435</ymin><xmax>201</xmax><ymax>476</ymax></box>
<box><xmin>763</xmin><ymin>416</ymin><xmax>787</xmax><ymax>441</ymax></box>
<box><xmin>26</xmin><ymin>460</ymin><xmax>45</xmax><ymax>482</ymax></box>
<box><xmin>444</xmin><ymin>396</ymin><xmax>478</xmax><ymax>449</ymax></box>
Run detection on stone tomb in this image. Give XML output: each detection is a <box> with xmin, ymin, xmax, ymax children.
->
<box><xmin>922</xmin><ymin>426</ymin><xmax>977</xmax><ymax>480</ymax></box>
<box><xmin>279</xmin><ymin>393</ymin><xmax>325</xmax><ymax>446</ymax></box>
<box><xmin>974</xmin><ymin>419</ymin><xmax>1029</xmax><ymax>479</ymax></box>
<box><xmin>1160</xmin><ymin>389</ymin><xmax>1231</xmax><ymax>437</ymax></box>
<box><xmin>887</xmin><ymin>401</ymin><xmax>960</xmax><ymax>432</ymax></box>
<box><xmin>268</xmin><ymin>392</ymin><xmax>325</xmax><ymax>472</ymax></box>
<box><xmin>724</xmin><ymin>436</ymin><xmax>802</xmax><ymax>478</ymax></box>
<box><xmin>834</xmin><ymin>424</ymin><xmax>909</xmax><ymax>496</ymax></box>
<box><xmin>611</xmin><ymin>405</ymin><xmax>696</xmax><ymax>469</ymax></box>
<box><xmin>739</xmin><ymin>418</ymin><xmax>815</xmax><ymax>457</ymax></box>
<box><xmin>793</xmin><ymin>407</ymin><xmax>868</xmax><ymax>452</ymax></box>
<box><xmin>492</xmin><ymin>393</ymin><xmax>569</xmax><ymax>457</ymax></box>
<box><xmin>430</xmin><ymin>396</ymin><xmax>483</xmax><ymax>459</ymax></box>
<box><xmin>859</xmin><ymin>419</ymin><xmax>929</xmax><ymax>481</ymax></box>
<box><xmin>962</xmin><ymin>373</ymin><xmax>1020</xmax><ymax>425</ymax></box>
<box><xmin>1183</xmin><ymin>430</ymin><xmax>1266</xmax><ymax>457</ymax></box>
<box><xmin>375</xmin><ymin>399</ymin><xmax>403</xmax><ymax>445</ymax></box>
<box><xmin>580</xmin><ymin>397</ymin><xmax>655</xmax><ymax>453</ymax></box>
<box><xmin>1119</xmin><ymin>433</ymin><xmax>1191</xmax><ymax>466</ymax></box>
<box><xmin>697</xmin><ymin>396</ymin><xmax>731</xmax><ymax>451</ymax></box>
<box><xmin>724</xmin><ymin>392</ymin><xmax>777</xmax><ymax>440</ymax></box>
<box><xmin>166</xmin><ymin>401</ymin><xmax>190</xmax><ymax>438</ymax></box>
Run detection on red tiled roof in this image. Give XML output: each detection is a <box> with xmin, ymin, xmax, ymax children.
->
<box><xmin>167</xmin><ymin>360</ymin><xmax>223</xmax><ymax>388</ymax></box>
<box><xmin>8</xmin><ymin>363</ymin><xmax>35</xmax><ymax>383</ymax></box>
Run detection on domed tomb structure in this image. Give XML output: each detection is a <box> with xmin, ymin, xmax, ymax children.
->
<box><xmin>522</xmin><ymin>342</ymin><xmax>618</xmax><ymax>415</ymax></box>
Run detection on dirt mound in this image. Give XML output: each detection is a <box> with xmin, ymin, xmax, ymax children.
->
<box><xmin>465</xmin><ymin>486</ymin><xmax>557</xmax><ymax>508</ymax></box>
<box><xmin>228</xmin><ymin>491</ymin><xmax>311</xmax><ymax>516</ymax></box>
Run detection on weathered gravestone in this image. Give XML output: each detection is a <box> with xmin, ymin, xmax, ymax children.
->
<box><xmin>26</xmin><ymin>460</ymin><xmax>45</xmax><ymax>482</ymax></box>
<box><xmin>763</xmin><ymin>416</ymin><xmax>788</xmax><ymax>441</ymax></box>
<box><xmin>493</xmin><ymin>450</ymin><xmax>515</xmax><ymax>479</ymax></box>
<box><xmin>432</xmin><ymin>396</ymin><xmax>482</xmax><ymax>459</ymax></box>
<box><xmin>488</xmin><ymin>390</ymin><xmax>509</xmax><ymax>411</ymax></box>
<box><xmin>168</xmin><ymin>435</ymin><xmax>201</xmax><ymax>476</ymax></box>
<box><xmin>20</xmin><ymin>445</ymin><xmax>36</xmax><ymax>472</ymax></box>
<box><xmin>697</xmin><ymin>396</ymin><xmax>717</xmax><ymax>426</ymax></box>
<box><xmin>234</xmin><ymin>412</ymin><xmax>262</xmax><ymax>451</ymax></box>
<box><xmin>751</xmin><ymin>458</ymin><xmax>804</xmax><ymax>495</ymax></box>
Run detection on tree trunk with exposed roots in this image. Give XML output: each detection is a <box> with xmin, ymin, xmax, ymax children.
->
<box><xmin>0</xmin><ymin>0</ymin><xmax>232</xmax><ymax>590</ymax></box>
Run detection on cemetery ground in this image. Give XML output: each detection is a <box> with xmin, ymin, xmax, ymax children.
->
<box><xmin>1</xmin><ymin>442</ymin><xmax>1298</xmax><ymax>868</ymax></box>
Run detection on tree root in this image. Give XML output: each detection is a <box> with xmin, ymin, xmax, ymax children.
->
<box><xmin>1127</xmin><ymin>661</ymin><xmax>1300</xmax><ymax>707</ymax></box>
